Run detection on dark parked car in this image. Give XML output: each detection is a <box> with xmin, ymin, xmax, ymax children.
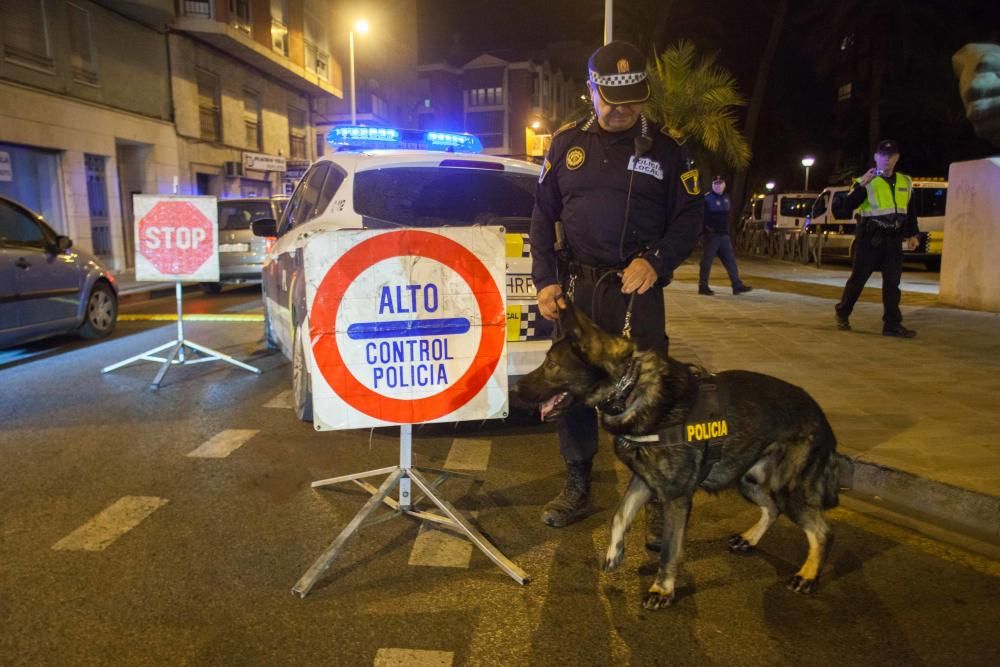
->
<box><xmin>201</xmin><ymin>197</ymin><xmax>283</xmax><ymax>294</ymax></box>
<box><xmin>0</xmin><ymin>196</ymin><xmax>118</xmax><ymax>348</ymax></box>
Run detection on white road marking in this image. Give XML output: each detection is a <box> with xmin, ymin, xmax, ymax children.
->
<box><xmin>186</xmin><ymin>429</ymin><xmax>259</xmax><ymax>458</ymax></box>
<box><xmin>52</xmin><ymin>496</ymin><xmax>168</xmax><ymax>552</ymax></box>
<box><xmin>444</xmin><ymin>438</ymin><xmax>491</xmax><ymax>471</ymax></box>
<box><xmin>263</xmin><ymin>390</ymin><xmax>293</xmax><ymax>409</ymax></box>
<box><xmin>408</xmin><ymin>512</ymin><xmax>478</xmax><ymax>569</ymax></box>
<box><xmin>374</xmin><ymin>648</ymin><xmax>453</xmax><ymax>667</ymax></box>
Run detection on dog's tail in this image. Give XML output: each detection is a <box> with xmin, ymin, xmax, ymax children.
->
<box><xmin>817</xmin><ymin>420</ymin><xmax>840</xmax><ymax>510</ymax></box>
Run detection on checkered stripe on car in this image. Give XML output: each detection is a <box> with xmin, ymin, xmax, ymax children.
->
<box><xmin>507</xmin><ymin>303</ymin><xmax>551</xmax><ymax>342</ymax></box>
<box><xmin>505</xmin><ymin>233</ymin><xmax>531</xmax><ymax>259</ymax></box>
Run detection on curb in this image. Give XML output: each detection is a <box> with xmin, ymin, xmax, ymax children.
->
<box><xmin>838</xmin><ymin>455</ymin><xmax>1000</xmax><ymax>546</ymax></box>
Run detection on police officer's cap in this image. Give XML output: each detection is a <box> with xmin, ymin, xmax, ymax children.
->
<box><xmin>876</xmin><ymin>139</ymin><xmax>900</xmax><ymax>155</ymax></box>
<box><xmin>588</xmin><ymin>41</ymin><xmax>650</xmax><ymax>105</ymax></box>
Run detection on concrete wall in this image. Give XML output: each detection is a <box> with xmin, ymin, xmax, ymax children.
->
<box><xmin>0</xmin><ymin>81</ymin><xmax>179</xmax><ymax>268</ymax></box>
<box><xmin>0</xmin><ymin>0</ymin><xmax>171</xmax><ymax>121</ymax></box>
<box><xmin>940</xmin><ymin>157</ymin><xmax>1000</xmax><ymax>312</ymax></box>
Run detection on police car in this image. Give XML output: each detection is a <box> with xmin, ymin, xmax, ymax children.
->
<box><xmin>251</xmin><ymin>126</ymin><xmax>552</xmax><ymax>421</ymax></box>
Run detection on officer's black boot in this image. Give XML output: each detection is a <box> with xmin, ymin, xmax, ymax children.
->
<box><xmin>541</xmin><ymin>458</ymin><xmax>593</xmax><ymax>527</ymax></box>
<box><xmin>645</xmin><ymin>500</ymin><xmax>665</xmax><ymax>551</ymax></box>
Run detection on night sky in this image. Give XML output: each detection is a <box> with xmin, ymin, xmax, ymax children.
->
<box><xmin>417</xmin><ymin>0</ymin><xmax>1000</xmax><ymax>190</ymax></box>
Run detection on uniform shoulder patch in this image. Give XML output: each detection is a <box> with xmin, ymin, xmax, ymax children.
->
<box><xmin>553</xmin><ymin>120</ymin><xmax>579</xmax><ymax>138</ymax></box>
<box><xmin>659</xmin><ymin>125</ymin><xmax>687</xmax><ymax>145</ymax></box>
<box><xmin>681</xmin><ymin>169</ymin><xmax>700</xmax><ymax>195</ymax></box>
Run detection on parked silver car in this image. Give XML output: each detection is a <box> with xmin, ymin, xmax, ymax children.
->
<box><xmin>201</xmin><ymin>197</ymin><xmax>283</xmax><ymax>294</ymax></box>
<box><xmin>0</xmin><ymin>196</ymin><xmax>117</xmax><ymax>348</ymax></box>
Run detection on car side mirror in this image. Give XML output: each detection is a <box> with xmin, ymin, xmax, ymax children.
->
<box><xmin>251</xmin><ymin>218</ymin><xmax>278</xmax><ymax>238</ymax></box>
<box><xmin>50</xmin><ymin>235</ymin><xmax>73</xmax><ymax>253</ymax></box>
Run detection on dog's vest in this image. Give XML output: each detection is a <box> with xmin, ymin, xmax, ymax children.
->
<box><xmin>614</xmin><ymin>367</ymin><xmax>730</xmax><ymax>486</ymax></box>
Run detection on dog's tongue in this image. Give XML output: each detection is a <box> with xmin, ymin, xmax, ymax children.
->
<box><xmin>539</xmin><ymin>393</ymin><xmax>564</xmax><ymax>421</ymax></box>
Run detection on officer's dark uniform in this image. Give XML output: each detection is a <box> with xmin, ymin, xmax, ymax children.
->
<box><xmin>530</xmin><ymin>46</ymin><xmax>703</xmax><ymax>473</ymax></box>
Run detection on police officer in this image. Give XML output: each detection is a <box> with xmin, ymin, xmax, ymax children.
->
<box><xmin>835</xmin><ymin>140</ymin><xmax>920</xmax><ymax>338</ymax></box>
<box><xmin>530</xmin><ymin>40</ymin><xmax>703</xmax><ymax>530</ymax></box>
<box><xmin>699</xmin><ymin>174</ymin><xmax>752</xmax><ymax>296</ymax></box>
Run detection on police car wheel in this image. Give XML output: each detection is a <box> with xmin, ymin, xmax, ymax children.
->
<box><xmin>293</xmin><ymin>329</ymin><xmax>313</xmax><ymax>423</ymax></box>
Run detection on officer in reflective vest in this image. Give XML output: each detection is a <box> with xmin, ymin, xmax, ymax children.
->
<box><xmin>834</xmin><ymin>139</ymin><xmax>920</xmax><ymax>338</ymax></box>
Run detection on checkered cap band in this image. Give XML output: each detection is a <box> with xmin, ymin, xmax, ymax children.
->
<box><xmin>589</xmin><ymin>70</ymin><xmax>647</xmax><ymax>87</ymax></box>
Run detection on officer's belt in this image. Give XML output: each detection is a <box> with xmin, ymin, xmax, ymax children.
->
<box><xmin>614</xmin><ymin>367</ymin><xmax>730</xmax><ymax>485</ymax></box>
<box><xmin>572</xmin><ymin>262</ymin><xmax>625</xmax><ymax>283</ymax></box>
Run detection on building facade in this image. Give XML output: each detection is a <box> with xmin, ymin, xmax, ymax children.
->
<box><xmin>0</xmin><ymin>0</ymin><xmax>343</xmax><ymax>271</ymax></box>
<box><xmin>417</xmin><ymin>53</ymin><xmax>583</xmax><ymax>160</ymax></box>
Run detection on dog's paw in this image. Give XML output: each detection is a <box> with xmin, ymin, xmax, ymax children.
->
<box><xmin>641</xmin><ymin>588</ymin><xmax>675</xmax><ymax>610</ymax></box>
<box><xmin>728</xmin><ymin>534</ymin><xmax>754</xmax><ymax>553</ymax></box>
<box><xmin>602</xmin><ymin>544</ymin><xmax>625</xmax><ymax>572</ymax></box>
<box><xmin>786</xmin><ymin>575</ymin><xmax>818</xmax><ymax>594</ymax></box>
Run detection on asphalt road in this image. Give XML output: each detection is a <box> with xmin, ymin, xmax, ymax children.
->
<box><xmin>1</xmin><ymin>285</ymin><xmax>997</xmax><ymax>666</ymax></box>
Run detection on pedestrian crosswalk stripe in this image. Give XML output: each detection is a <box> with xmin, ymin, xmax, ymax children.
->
<box><xmin>408</xmin><ymin>520</ymin><xmax>475</xmax><ymax>569</ymax></box>
<box><xmin>263</xmin><ymin>390</ymin><xmax>293</xmax><ymax>409</ymax></box>
<box><xmin>374</xmin><ymin>648</ymin><xmax>453</xmax><ymax>666</ymax></box>
<box><xmin>52</xmin><ymin>496</ymin><xmax>168</xmax><ymax>552</ymax></box>
<box><xmin>444</xmin><ymin>438</ymin><xmax>491</xmax><ymax>471</ymax></box>
<box><xmin>186</xmin><ymin>429</ymin><xmax>259</xmax><ymax>458</ymax></box>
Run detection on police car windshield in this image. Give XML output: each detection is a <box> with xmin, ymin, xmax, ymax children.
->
<box><xmin>353</xmin><ymin>167</ymin><xmax>536</xmax><ymax>228</ymax></box>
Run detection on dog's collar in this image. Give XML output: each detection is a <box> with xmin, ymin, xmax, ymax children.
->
<box><xmin>596</xmin><ymin>356</ymin><xmax>641</xmax><ymax>416</ymax></box>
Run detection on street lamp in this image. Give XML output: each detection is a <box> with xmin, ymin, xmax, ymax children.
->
<box><xmin>801</xmin><ymin>156</ymin><xmax>815</xmax><ymax>191</ymax></box>
<box><xmin>349</xmin><ymin>19</ymin><xmax>370</xmax><ymax>125</ymax></box>
<box><xmin>765</xmin><ymin>181</ymin><xmax>775</xmax><ymax>192</ymax></box>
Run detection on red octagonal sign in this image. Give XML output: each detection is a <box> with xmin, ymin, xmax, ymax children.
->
<box><xmin>138</xmin><ymin>200</ymin><xmax>215</xmax><ymax>275</ymax></box>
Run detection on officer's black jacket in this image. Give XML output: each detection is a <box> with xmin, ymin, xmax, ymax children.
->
<box><xmin>530</xmin><ymin>114</ymin><xmax>704</xmax><ymax>292</ymax></box>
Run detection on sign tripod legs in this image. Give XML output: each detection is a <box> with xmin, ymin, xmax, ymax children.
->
<box><xmin>101</xmin><ymin>282</ymin><xmax>261</xmax><ymax>388</ymax></box>
<box><xmin>292</xmin><ymin>424</ymin><xmax>530</xmax><ymax>598</ymax></box>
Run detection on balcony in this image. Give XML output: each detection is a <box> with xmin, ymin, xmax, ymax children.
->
<box><xmin>172</xmin><ymin>14</ymin><xmax>342</xmax><ymax>99</ymax></box>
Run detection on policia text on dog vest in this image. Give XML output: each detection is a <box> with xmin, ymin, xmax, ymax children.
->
<box><xmin>614</xmin><ymin>368</ymin><xmax>730</xmax><ymax>486</ymax></box>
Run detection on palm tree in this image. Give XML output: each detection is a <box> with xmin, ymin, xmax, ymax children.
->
<box><xmin>645</xmin><ymin>40</ymin><xmax>751</xmax><ymax>175</ymax></box>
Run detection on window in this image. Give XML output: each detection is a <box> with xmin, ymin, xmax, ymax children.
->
<box><xmin>303</xmin><ymin>0</ymin><xmax>329</xmax><ymax>79</ymax></box>
<box><xmin>315</xmin><ymin>132</ymin><xmax>326</xmax><ymax>158</ymax></box>
<box><xmin>197</xmin><ymin>68</ymin><xmax>221</xmax><ymax>142</ymax></box>
<box><xmin>85</xmin><ymin>154</ymin><xmax>111</xmax><ymax>256</ymax></box>
<box><xmin>831</xmin><ymin>191</ymin><xmax>855</xmax><ymax>220</ymax></box>
<box><xmin>353</xmin><ymin>167</ymin><xmax>536</xmax><ymax>227</ymax></box>
<box><xmin>270</xmin><ymin>0</ymin><xmax>288</xmax><ymax>55</ymax></box>
<box><xmin>218</xmin><ymin>200</ymin><xmax>273</xmax><ymax>231</ymax></box>
<box><xmin>465</xmin><ymin>110</ymin><xmax>504</xmax><ymax>148</ymax></box>
<box><xmin>1</xmin><ymin>0</ymin><xmax>52</xmax><ymax>70</ymax></box>
<box><xmin>912</xmin><ymin>187</ymin><xmax>948</xmax><ymax>218</ymax></box>
<box><xmin>780</xmin><ymin>197</ymin><xmax>814</xmax><ymax>217</ymax></box>
<box><xmin>230</xmin><ymin>0</ymin><xmax>251</xmax><ymax>34</ymax></box>
<box><xmin>243</xmin><ymin>88</ymin><xmax>261</xmax><ymax>150</ymax></box>
<box><xmin>181</xmin><ymin>1</ymin><xmax>212</xmax><ymax>18</ymax></box>
<box><xmin>468</xmin><ymin>87</ymin><xmax>503</xmax><ymax>107</ymax></box>
<box><xmin>0</xmin><ymin>199</ymin><xmax>46</xmax><ymax>249</ymax></box>
<box><xmin>68</xmin><ymin>3</ymin><xmax>97</xmax><ymax>85</ymax></box>
<box><xmin>288</xmin><ymin>106</ymin><xmax>306</xmax><ymax>159</ymax></box>
<box><xmin>313</xmin><ymin>167</ymin><xmax>346</xmax><ymax>220</ymax></box>
<box><xmin>280</xmin><ymin>163</ymin><xmax>329</xmax><ymax>234</ymax></box>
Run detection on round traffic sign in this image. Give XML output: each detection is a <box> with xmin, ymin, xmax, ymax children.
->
<box><xmin>310</xmin><ymin>229</ymin><xmax>505</xmax><ymax>424</ymax></box>
<box><xmin>137</xmin><ymin>200</ymin><xmax>215</xmax><ymax>275</ymax></box>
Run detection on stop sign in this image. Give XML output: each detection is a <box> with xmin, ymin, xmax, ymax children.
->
<box><xmin>138</xmin><ymin>200</ymin><xmax>215</xmax><ymax>275</ymax></box>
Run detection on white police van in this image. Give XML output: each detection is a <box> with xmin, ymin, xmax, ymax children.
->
<box><xmin>252</xmin><ymin>126</ymin><xmax>551</xmax><ymax>421</ymax></box>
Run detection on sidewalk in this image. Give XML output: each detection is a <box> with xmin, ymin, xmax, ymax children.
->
<box><xmin>668</xmin><ymin>256</ymin><xmax>1000</xmax><ymax>546</ymax></box>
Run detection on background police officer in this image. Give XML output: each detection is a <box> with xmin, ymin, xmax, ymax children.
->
<box><xmin>835</xmin><ymin>140</ymin><xmax>920</xmax><ymax>338</ymax></box>
<box><xmin>529</xmin><ymin>40</ymin><xmax>703</xmax><ymax>529</ymax></box>
<box><xmin>699</xmin><ymin>174</ymin><xmax>752</xmax><ymax>296</ymax></box>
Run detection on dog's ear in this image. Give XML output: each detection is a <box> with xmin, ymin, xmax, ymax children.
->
<box><xmin>558</xmin><ymin>299</ymin><xmax>634</xmax><ymax>372</ymax></box>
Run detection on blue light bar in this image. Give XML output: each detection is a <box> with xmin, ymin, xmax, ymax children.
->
<box><xmin>327</xmin><ymin>125</ymin><xmax>482</xmax><ymax>153</ymax></box>
<box><xmin>328</xmin><ymin>126</ymin><xmax>401</xmax><ymax>147</ymax></box>
<box><xmin>424</xmin><ymin>131</ymin><xmax>483</xmax><ymax>153</ymax></box>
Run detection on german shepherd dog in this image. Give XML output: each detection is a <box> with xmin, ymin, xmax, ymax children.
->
<box><xmin>516</xmin><ymin>301</ymin><xmax>839</xmax><ymax>610</ymax></box>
